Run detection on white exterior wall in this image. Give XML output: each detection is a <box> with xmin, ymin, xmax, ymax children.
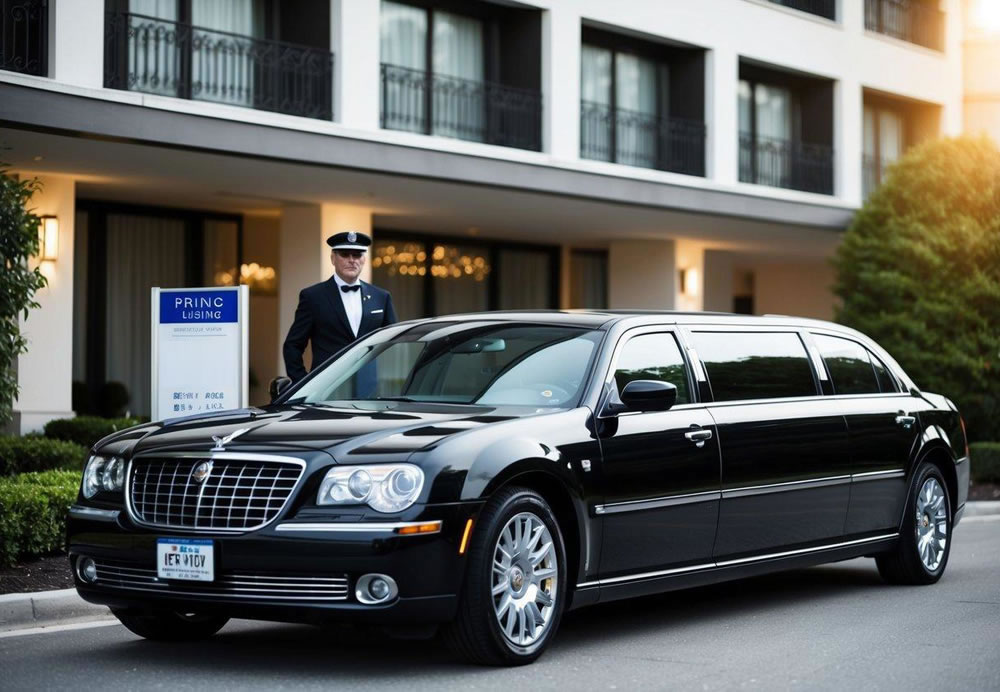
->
<box><xmin>15</xmin><ymin>175</ymin><xmax>76</xmax><ymax>433</ymax></box>
<box><xmin>50</xmin><ymin>0</ymin><xmax>104</xmax><ymax>88</ymax></box>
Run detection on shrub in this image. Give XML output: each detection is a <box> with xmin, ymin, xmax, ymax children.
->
<box><xmin>0</xmin><ymin>435</ymin><xmax>88</xmax><ymax>477</ymax></box>
<box><xmin>43</xmin><ymin>415</ymin><xmax>143</xmax><ymax>449</ymax></box>
<box><xmin>0</xmin><ymin>470</ymin><xmax>80</xmax><ymax>567</ymax></box>
<box><xmin>833</xmin><ymin>136</ymin><xmax>1000</xmax><ymax>443</ymax></box>
<box><xmin>970</xmin><ymin>442</ymin><xmax>1000</xmax><ymax>484</ymax></box>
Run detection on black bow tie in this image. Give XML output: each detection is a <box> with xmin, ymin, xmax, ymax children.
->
<box><xmin>340</xmin><ymin>284</ymin><xmax>361</xmax><ymax>293</ymax></box>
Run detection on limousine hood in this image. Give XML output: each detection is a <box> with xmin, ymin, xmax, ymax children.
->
<box><xmin>100</xmin><ymin>402</ymin><xmax>552</xmax><ymax>460</ymax></box>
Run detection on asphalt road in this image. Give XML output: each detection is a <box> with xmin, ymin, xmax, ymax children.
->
<box><xmin>3</xmin><ymin>519</ymin><xmax>998</xmax><ymax>691</ymax></box>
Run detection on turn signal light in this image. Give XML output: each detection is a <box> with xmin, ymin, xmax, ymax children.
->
<box><xmin>395</xmin><ymin>521</ymin><xmax>442</xmax><ymax>535</ymax></box>
<box><xmin>458</xmin><ymin>518</ymin><xmax>474</xmax><ymax>555</ymax></box>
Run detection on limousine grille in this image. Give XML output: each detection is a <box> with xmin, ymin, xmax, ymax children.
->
<box><xmin>129</xmin><ymin>456</ymin><xmax>304</xmax><ymax>532</ymax></box>
<box><xmin>90</xmin><ymin>559</ymin><xmax>349</xmax><ymax>601</ymax></box>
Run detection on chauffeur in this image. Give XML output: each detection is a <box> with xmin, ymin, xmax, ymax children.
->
<box><xmin>282</xmin><ymin>231</ymin><xmax>397</xmax><ymax>383</ymax></box>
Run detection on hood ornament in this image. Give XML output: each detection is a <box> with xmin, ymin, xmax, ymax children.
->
<box><xmin>211</xmin><ymin>427</ymin><xmax>251</xmax><ymax>452</ymax></box>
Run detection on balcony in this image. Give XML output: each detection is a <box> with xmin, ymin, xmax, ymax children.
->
<box><xmin>766</xmin><ymin>0</ymin><xmax>836</xmax><ymax>21</ymax></box>
<box><xmin>864</xmin><ymin>0</ymin><xmax>944</xmax><ymax>51</ymax></box>
<box><xmin>380</xmin><ymin>64</ymin><xmax>542</xmax><ymax>152</ymax></box>
<box><xmin>580</xmin><ymin>101</ymin><xmax>706</xmax><ymax>177</ymax></box>
<box><xmin>1</xmin><ymin>0</ymin><xmax>47</xmax><ymax>76</ymax></box>
<box><xmin>103</xmin><ymin>11</ymin><xmax>333</xmax><ymax>120</ymax></box>
<box><xmin>739</xmin><ymin>134</ymin><xmax>834</xmax><ymax>195</ymax></box>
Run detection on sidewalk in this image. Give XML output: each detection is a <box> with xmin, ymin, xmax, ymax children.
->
<box><xmin>3</xmin><ymin>502</ymin><xmax>999</xmax><ymax>634</ymax></box>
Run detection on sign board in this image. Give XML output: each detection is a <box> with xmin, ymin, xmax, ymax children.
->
<box><xmin>151</xmin><ymin>286</ymin><xmax>249</xmax><ymax>421</ymax></box>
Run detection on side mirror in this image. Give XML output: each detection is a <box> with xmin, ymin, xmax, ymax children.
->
<box><xmin>269</xmin><ymin>376</ymin><xmax>292</xmax><ymax>403</ymax></box>
<box><xmin>620</xmin><ymin>380</ymin><xmax>677</xmax><ymax>412</ymax></box>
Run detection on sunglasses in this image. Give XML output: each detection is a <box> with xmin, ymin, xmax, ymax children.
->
<box><xmin>334</xmin><ymin>250</ymin><xmax>364</xmax><ymax>260</ymax></box>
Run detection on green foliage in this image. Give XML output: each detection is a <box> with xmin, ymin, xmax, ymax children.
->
<box><xmin>833</xmin><ymin>136</ymin><xmax>1000</xmax><ymax>442</ymax></box>
<box><xmin>43</xmin><ymin>415</ymin><xmax>143</xmax><ymax>449</ymax></box>
<box><xmin>0</xmin><ymin>470</ymin><xmax>80</xmax><ymax>567</ymax></box>
<box><xmin>970</xmin><ymin>442</ymin><xmax>1000</xmax><ymax>484</ymax></box>
<box><xmin>0</xmin><ymin>165</ymin><xmax>48</xmax><ymax>426</ymax></box>
<box><xmin>0</xmin><ymin>435</ymin><xmax>88</xmax><ymax>477</ymax></box>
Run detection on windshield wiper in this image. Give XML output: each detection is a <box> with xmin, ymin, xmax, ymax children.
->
<box><xmin>369</xmin><ymin>396</ymin><xmax>418</xmax><ymax>402</ymax></box>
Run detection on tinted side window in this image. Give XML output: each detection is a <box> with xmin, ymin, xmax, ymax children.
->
<box><xmin>813</xmin><ymin>334</ymin><xmax>879</xmax><ymax>395</ymax></box>
<box><xmin>614</xmin><ymin>333</ymin><xmax>690</xmax><ymax>405</ymax></box>
<box><xmin>869</xmin><ymin>352</ymin><xmax>899</xmax><ymax>393</ymax></box>
<box><xmin>690</xmin><ymin>331</ymin><xmax>816</xmax><ymax>402</ymax></box>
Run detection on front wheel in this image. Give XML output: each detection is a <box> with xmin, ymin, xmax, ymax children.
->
<box><xmin>112</xmin><ymin>609</ymin><xmax>229</xmax><ymax>641</ymax></box>
<box><xmin>443</xmin><ymin>487</ymin><xmax>567</xmax><ymax>666</ymax></box>
<box><xmin>875</xmin><ymin>461</ymin><xmax>952</xmax><ymax>585</ymax></box>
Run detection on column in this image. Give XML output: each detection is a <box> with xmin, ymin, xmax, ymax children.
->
<box><xmin>15</xmin><ymin>175</ymin><xmax>76</xmax><ymax>433</ymax></box>
<box><xmin>608</xmin><ymin>239</ymin><xmax>677</xmax><ymax>310</ymax></box>
<box><xmin>707</xmin><ymin>47</ymin><xmax>739</xmax><ymax>184</ymax></box>
<box><xmin>331</xmin><ymin>0</ymin><xmax>381</xmax><ymax>129</ymax></box>
<box><xmin>674</xmin><ymin>239</ymin><xmax>705</xmax><ymax>312</ymax></box>
<box><xmin>542</xmin><ymin>5</ymin><xmax>581</xmax><ymax>159</ymax></box>
<box><xmin>836</xmin><ymin>78</ymin><xmax>863</xmax><ymax>205</ymax></box>
<box><xmin>51</xmin><ymin>0</ymin><xmax>105</xmax><ymax>88</ymax></box>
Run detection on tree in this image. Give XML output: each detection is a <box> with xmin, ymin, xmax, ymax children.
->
<box><xmin>833</xmin><ymin>136</ymin><xmax>1000</xmax><ymax>442</ymax></box>
<box><xmin>0</xmin><ymin>166</ymin><xmax>48</xmax><ymax>427</ymax></box>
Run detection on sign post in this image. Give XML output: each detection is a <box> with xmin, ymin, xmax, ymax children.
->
<box><xmin>151</xmin><ymin>286</ymin><xmax>249</xmax><ymax>422</ymax></box>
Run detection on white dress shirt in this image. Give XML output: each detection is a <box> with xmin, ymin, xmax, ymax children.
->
<box><xmin>333</xmin><ymin>273</ymin><xmax>363</xmax><ymax>336</ymax></box>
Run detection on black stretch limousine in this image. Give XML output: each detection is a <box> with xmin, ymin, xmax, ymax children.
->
<box><xmin>68</xmin><ymin>311</ymin><xmax>969</xmax><ymax>665</ymax></box>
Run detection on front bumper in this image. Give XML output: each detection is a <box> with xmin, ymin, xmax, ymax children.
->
<box><xmin>67</xmin><ymin>502</ymin><xmax>481</xmax><ymax>626</ymax></box>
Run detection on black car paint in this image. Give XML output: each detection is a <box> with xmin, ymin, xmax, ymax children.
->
<box><xmin>68</xmin><ymin>311</ymin><xmax>970</xmax><ymax>626</ymax></box>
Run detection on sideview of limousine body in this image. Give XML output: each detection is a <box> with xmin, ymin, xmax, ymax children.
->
<box><xmin>68</xmin><ymin>311</ymin><xmax>969</xmax><ymax>665</ymax></box>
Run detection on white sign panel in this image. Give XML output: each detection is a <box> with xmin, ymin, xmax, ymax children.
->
<box><xmin>151</xmin><ymin>286</ymin><xmax>249</xmax><ymax>421</ymax></box>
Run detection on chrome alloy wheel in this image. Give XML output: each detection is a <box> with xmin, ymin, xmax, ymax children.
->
<box><xmin>915</xmin><ymin>477</ymin><xmax>948</xmax><ymax>572</ymax></box>
<box><xmin>492</xmin><ymin>511</ymin><xmax>558</xmax><ymax>647</ymax></box>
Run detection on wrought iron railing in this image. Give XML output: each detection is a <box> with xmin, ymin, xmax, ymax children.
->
<box><xmin>380</xmin><ymin>63</ymin><xmax>542</xmax><ymax>152</ymax></box>
<box><xmin>580</xmin><ymin>101</ymin><xmax>706</xmax><ymax>177</ymax></box>
<box><xmin>766</xmin><ymin>0</ymin><xmax>836</xmax><ymax>20</ymax></box>
<box><xmin>1</xmin><ymin>0</ymin><xmax>47</xmax><ymax>76</ymax></box>
<box><xmin>739</xmin><ymin>133</ymin><xmax>834</xmax><ymax>195</ymax></box>
<box><xmin>864</xmin><ymin>0</ymin><xmax>944</xmax><ymax>51</ymax></box>
<box><xmin>104</xmin><ymin>11</ymin><xmax>333</xmax><ymax>120</ymax></box>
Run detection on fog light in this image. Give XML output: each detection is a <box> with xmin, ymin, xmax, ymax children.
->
<box><xmin>78</xmin><ymin>557</ymin><xmax>98</xmax><ymax>583</ymax></box>
<box><xmin>355</xmin><ymin>573</ymin><xmax>397</xmax><ymax>605</ymax></box>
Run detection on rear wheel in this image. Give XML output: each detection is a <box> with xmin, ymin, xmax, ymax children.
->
<box><xmin>443</xmin><ymin>486</ymin><xmax>566</xmax><ymax>666</ymax></box>
<box><xmin>113</xmin><ymin>609</ymin><xmax>229</xmax><ymax>641</ymax></box>
<box><xmin>876</xmin><ymin>461</ymin><xmax>952</xmax><ymax>585</ymax></box>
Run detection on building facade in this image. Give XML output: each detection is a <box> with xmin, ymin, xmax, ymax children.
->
<box><xmin>0</xmin><ymin>0</ymin><xmax>965</xmax><ymax>431</ymax></box>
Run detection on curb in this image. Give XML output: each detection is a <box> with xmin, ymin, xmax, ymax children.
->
<box><xmin>2</xmin><ymin>502</ymin><xmax>998</xmax><ymax>633</ymax></box>
<box><xmin>0</xmin><ymin>588</ymin><xmax>112</xmax><ymax>633</ymax></box>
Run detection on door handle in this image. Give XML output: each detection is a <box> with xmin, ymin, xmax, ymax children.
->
<box><xmin>685</xmin><ymin>429</ymin><xmax>713</xmax><ymax>448</ymax></box>
<box><xmin>895</xmin><ymin>414</ymin><xmax>916</xmax><ymax>429</ymax></box>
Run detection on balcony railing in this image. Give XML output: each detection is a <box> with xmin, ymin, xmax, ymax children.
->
<box><xmin>864</xmin><ymin>0</ymin><xmax>944</xmax><ymax>51</ymax></box>
<box><xmin>766</xmin><ymin>0</ymin><xmax>836</xmax><ymax>21</ymax></box>
<box><xmin>104</xmin><ymin>11</ymin><xmax>333</xmax><ymax>120</ymax></box>
<box><xmin>580</xmin><ymin>101</ymin><xmax>706</xmax><ymax>177</ymax></box>
<box><xmin>380</xmin><ymin>63</ymin><xmax>542</xmax><ymax>152</ymax></box>
<box><xmin>1</xmin><ymin>0</ymin><xmax>47</xmax><ymax>76</ymax></box>
<box><xmin>739</xmin><ymin>133</ymin><xmax>834</xmax><ymax>195</ymax></box>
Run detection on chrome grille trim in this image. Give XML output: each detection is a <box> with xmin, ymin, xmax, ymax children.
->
<box><xmin>91</xmin><ymin>560</ymin><xmax>349</xmax><ymax>601</ymax></box>
<box><xmin>125</xmin><ymin>452</ymin><xmax>306</xmax><ymax>533</ymax></box>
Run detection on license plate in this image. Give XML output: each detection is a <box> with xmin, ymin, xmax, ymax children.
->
<box><xmin>157</xmin><ymin>538</ymin><xmax>214</xmax><ymax>581</ymax></box>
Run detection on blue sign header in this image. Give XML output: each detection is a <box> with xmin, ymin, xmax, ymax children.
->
<box><xmin>159</xmin><ymin>290</ymin><xmax>238</xmax><ymax>324</ymax></box>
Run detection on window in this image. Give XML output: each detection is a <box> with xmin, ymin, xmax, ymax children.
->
<box><xmin>863</xmin><ymin>104</ymin><xmax>905</xmax><ymax>197</ymax></box>
<box><xmin>614</xmin><ymin>333</ymin><xmax>691</xmax><ymax>405</ymax></box>
<box><xmin>870</xmin><ymin>352</ymin><xmax>899</xmax><ymax>393</ymax></box>
<box><xmin>691</xmin><ymin>331</ymin><xmax>817</xmax><ymax>402</ymax></box>
<box><xmin>812</xmin><ymin>334</ymin><xmax>880</xmax><ymax>395</ymax></box>
<box><xmin>739</xmin><ymin>79</ymin><xmax>794</xmax><ymax>188</ymax></box>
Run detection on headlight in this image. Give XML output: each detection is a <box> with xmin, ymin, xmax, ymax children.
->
<box><xmin>317</xmin><ymin>464</ymin><xmax>424</xmax><ymax>513</ymax></box>
<box><xmin>83</xmin><ymin>455</ymin><xmax>125</xmax><ymax>498</ymax></box>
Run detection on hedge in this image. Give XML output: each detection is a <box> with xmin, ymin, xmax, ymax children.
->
<box><xmin>970</xmin><ymin>442</ymin><xmax>1000</xmax><ymax>484</ymax></box>
<box><xmin>43</xmin><ymin>416</ymin><xmax>143</xmax><ymax>449</ymax></box>
<box><xmin>0</xmin><ymin>435</ymin><xmax>88</xmax><ymax>477</ymax></box>
<box><xmin>0</xmin><ymin>470</ymin><xmax>80</xmax><ymax>567</ymax></box>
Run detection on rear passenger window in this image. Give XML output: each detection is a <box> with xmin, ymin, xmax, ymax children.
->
<box><xmin>812</xmin><ymin>334</ymin><xmax>879</xmax><ymax>395</ymax></box>
<box><xmin>870</xmin><ymin>352</ymin><xmax>899</xmax><ymax>393</ymax></box>
<box><xmin>614</xmin><ymin>333</ymin><xmax>690</xmax><ymax>405</ymax></box>
<box><xmin>690</xmin><ymin>331</ymin><xmax>816</xmax><ymax>402</ymax></box>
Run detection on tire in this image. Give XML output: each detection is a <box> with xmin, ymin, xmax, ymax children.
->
<box><xmin>443</xmin><ymin>486</ymin><xmax>567</xmax><ymax>666</ymax></box>
<box><xmin>875</xmin><ymin>461</ymin><xmax>953</xmax><ymax>585</ymax></box>
<box><xmin>112</xmin><ymin>609</ymin><xmax>229</xmax><ymax>641</ymax></box>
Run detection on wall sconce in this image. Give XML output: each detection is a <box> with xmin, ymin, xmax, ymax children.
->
<box><xmin>679</xmin><ymin>267</ymin><xmax>699</xmax><ymax>297</ymax></box>
<box><xmin>38</xmin><ymin>216</ymin><xmax>59</xmax><ymax>261</ymax></box>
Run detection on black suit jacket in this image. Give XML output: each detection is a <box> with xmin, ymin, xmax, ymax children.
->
<box><xmin>282</xmin><ymin>277</ymin><xmax>397</xmax><ymax>382</ymax></box>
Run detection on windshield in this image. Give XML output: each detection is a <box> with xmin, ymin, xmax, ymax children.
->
<box><xmin>289</xmin><ymin>321</ymin><xmax>603</xmax><ymax>408</ymax></box>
